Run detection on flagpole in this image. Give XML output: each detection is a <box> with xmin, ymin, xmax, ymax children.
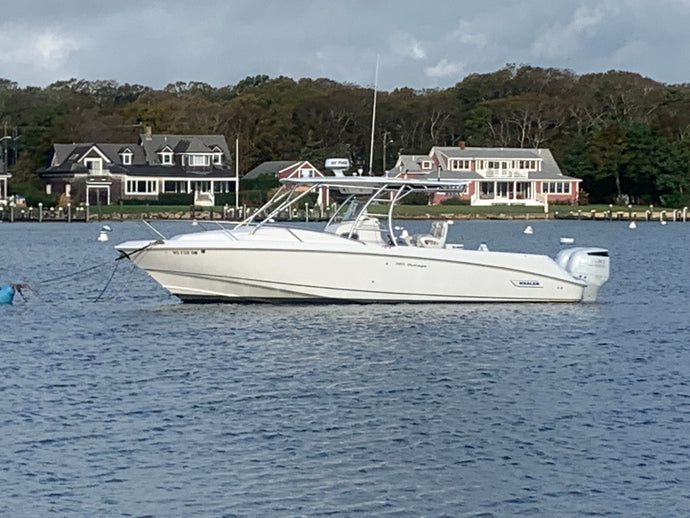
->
<box><xmin>367</xmin><ymin>56</ymin><xmax>379</xmax><ymax>175</ymax></box>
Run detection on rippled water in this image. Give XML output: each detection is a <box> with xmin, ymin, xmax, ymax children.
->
<box><xmin>1</xmin><ymin>220</ymin><xmax>689</xmax><ymax>516</ymax></box>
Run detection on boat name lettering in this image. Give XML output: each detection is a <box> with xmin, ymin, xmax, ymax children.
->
<box><xmin>172</xmin><ymin>250</ymin><xmax>199</xmax><ymax>255</ymax></box>
<box><xmin>393</xmin><ymin>261</ymin><xmax>427</xmax><ymax>269</ymax></box>
<box><xmin>512</xmin><ymin>280</ymin><xmax>541</xmax><ymax>287</ymax></box>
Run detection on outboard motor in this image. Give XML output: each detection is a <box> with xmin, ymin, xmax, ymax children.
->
<box><xmin>556</xmin><ymin>247</ymin><xmax>610</xmax><ymax>302</ymax></box>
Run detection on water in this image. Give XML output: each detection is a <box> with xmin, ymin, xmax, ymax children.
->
<box><xmin>1</xmin><ymin>220</ymin><xmax>689</xmax><ymax>517</ymax></box>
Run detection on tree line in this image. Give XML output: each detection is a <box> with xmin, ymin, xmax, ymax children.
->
<box><xmin>1</xmin><ymin>64</ymin><xmax>690</xmax><ymax>206</ymax></box>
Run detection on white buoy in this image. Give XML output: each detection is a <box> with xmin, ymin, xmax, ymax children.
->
<box><xmin>191</xmin><ymin>220</ymin><xmax>199</xmax><ymax>226</ymax></box>
<box><xmin>478</xmin><ymin>243</ymin><xmax>489</xmax><ymax>251</ymax></box>
<box><xmin>559</xmin><ymin>237</ymin><xmax>575</xmax><ymax>244</ymax></box>
<box><xmin>628</xmin><ymin>221</ymin><xmax>637</xmax><ymax>229</ymax></box>
<box><xmin>523</xmin><ymin>225</ymin><xmax>534</xmax><ymax>234</ymax></box>
<box><xmin>661</xmin><ymin>220</ymin><xmax>667</xmax><ymax>225</ymax></box>
<box><xmin>97</xmin><ymin>231</ymin><xmax>109</xmax><ymax>242</ymax></box>
<box><xmin>101</xmin><ymin>224</ymin><xmax>112</xmax><ymax>232</ymax></box>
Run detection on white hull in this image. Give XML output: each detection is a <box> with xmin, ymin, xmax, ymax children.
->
<box><xmin>117</xmin><ymin>227</ymin><xmax>589</xmax><ymax>303</ymax></box>
<box><xmin>116</xmin><ymin>177</ymin><xmax>609</xmax><ymax>304</ymax></box>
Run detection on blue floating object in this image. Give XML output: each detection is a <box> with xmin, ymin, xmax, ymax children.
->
<box><xmin>0</xmin><ymin>284</ymin><xmax>15</xmax><ymax>305</ymax></box>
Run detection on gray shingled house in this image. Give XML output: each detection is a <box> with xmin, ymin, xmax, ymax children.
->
<box><xmin>37</xmin><ymin>130</ymin><xmax>238</xmax><ymax>206</ymax></box>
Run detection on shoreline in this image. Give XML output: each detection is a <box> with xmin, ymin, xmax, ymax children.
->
<box><xmin>1</xmin><ymin>208</ymin><xmax>687</xmax><ymax>223</ymax></box>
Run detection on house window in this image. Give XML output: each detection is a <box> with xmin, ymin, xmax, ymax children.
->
<box><xmin>188</xmin><ymin>154</ymin><xmax>209</xmax><ymax>167</ymax></box>
<box><xmin>487</xmin><ymin>161</ymin><xmax>507</xmax><ymax>169</ymax></box>
<box><xmin>480</xmin><ymin>182</ymin><xmax>494</xmax><ymax>199</ymax></box>
<box><xmin>213</xmin><ymin>181</ymin><xmax>232</xmax><ymax>193</ymax></box>
<box><xmin>84</xmin><ymin>158</ymin><xmax>103</xmax><ymax>174</ymax></box>
<box><xmin>449</xmin><ymin>159</ymin><xmax>471</xmax><ymax>170</ymax></box>
<box><xmin>519</xmin><ymin>160</ymin><xmax>538</xmax><ymax>170</ymax></box>
<box><xmin>164</xmin><ymin>181</ymin><xmax>188</xmax><ymax>193</ymax></box>
<box><xmin>213</xmin><ymin>153</ymin><xmax>223</xmax><ymax>165</ymax></box>
<box><xmin>299</xmin><ymin>168</ymin><xmax>314</xmax><ymax>177</ymax></box>
<box><xmin>160</xmin><ymin>152</ymin><xmax>173</xmax><ymax>165</ymax></box>
<box><xmin>543</xmin><ymin>182</ymin><xmax>571</xmax><ymax>194</ymax></box>
<box><xmin>126</xmin><ymin>179</ymin><xmax>158</xmax><ymax>194</ymax></box>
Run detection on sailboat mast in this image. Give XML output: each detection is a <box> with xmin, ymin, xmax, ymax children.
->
<box><xmin>367</xmin><ymin>56</ymin><xmax>379</xmax><ymax>175</ymax></box>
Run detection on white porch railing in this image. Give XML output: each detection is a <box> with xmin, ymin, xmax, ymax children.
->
<box><xmin>483</xmin><ymin>169</ymin><xmax>529</xmax><ymax>179</ymax></box>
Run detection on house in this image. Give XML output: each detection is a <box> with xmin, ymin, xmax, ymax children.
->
<box><xmin>387</xmin><ymin>143</ymin><xmax>580</xmax><ymax>207</ymax></box>
<box><xmin>37</xmin><ymin>129</ymin><xmax>238</xmax><ymax>206</ymax></box>
<box><xmin>244</xmin><ymin>160</ymin><xmax>330</xmax><ymax>206</ymax></box>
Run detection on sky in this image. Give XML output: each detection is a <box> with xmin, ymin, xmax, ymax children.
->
<box><xmin>1</xmin><ymin>0</ymin><xmax>690</xmax><ymax>92</ymax></box>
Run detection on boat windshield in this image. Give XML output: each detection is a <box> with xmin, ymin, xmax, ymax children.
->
<box><xmin>340</xmin><ymin>198</ymin><xmax>367</xmax><ymax>221</ymax></box>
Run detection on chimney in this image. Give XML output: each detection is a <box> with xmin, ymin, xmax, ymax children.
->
<box><xmin>144</xmin><ymin>125</ymin><xmax>152</xmax><ymax>140</ymax></box>
<box><xmin>458</xmin><ymin>140</ymin><xmax>466</xmax><ymax>149</ymax></box>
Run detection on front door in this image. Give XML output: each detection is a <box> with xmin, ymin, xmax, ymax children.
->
<box><xmin>87</xmin><ymin>186</ymin><xmax>110</xmax><ymax>205</ymax></box>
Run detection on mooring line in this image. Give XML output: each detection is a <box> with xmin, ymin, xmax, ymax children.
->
<box><xmin>93</xmin><ymin>261</ymin><xmax>121</xmax><ymax>302</ymax></box>
<box><xmin>36</xmin><ymin>263</ymin><xmax>110</xmax><ymax>285</ymax></box>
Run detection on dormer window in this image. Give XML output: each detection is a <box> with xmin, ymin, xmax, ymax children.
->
<box><xmin>211</xmin><ymin>145</ymin><xmax>223</xmax><ymax>165</ymax></box>
<box><xmin>421</xmin><ymin>160</ymin><xmax>432</xmax><ymax>170</ymax></box>
<box><xmin>158</xmin><ymin>146</ymin><xmax>174</xmax><ymax>165</ymax></box>
<box><xmin>120</xmin><ymin>148</ymin><xmax>133</xmax><ymax>165</ymax></box>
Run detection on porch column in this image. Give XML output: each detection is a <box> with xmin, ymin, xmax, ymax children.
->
<box><xmin>493</xmin><ymin>181</ymin><xmax>497</xmax><ymax>200</ymax></box>
<box><xmin>513</xmin><ymin>180</ymin><xmax>517</xmax><ymax>201</ymax></box>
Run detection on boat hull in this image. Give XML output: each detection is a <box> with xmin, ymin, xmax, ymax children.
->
<box><xmin>117</xmin><ymin>236</ymin><xmax>588</xmax><ymax>303</ymax></box>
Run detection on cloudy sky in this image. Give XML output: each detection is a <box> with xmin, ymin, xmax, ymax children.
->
<box><xmin>1</xmin><ymin>0</ymin><xmax>689</xmax><ymax>91</ymax></box>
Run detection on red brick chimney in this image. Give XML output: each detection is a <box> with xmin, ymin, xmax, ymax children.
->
<box><xmin>458</xmin><ymin>140</ymin><xmax>466</xmax><ymax>149</ymax></box>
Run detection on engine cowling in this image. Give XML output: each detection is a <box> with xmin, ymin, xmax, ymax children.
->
<box><xmin>556</xmin><ymin>247</ymin><xmax>610</xmax><ymax>302</ymax></box>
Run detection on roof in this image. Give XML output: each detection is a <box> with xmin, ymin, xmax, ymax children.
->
<box><xmin>431</xmin><ymin>146</ymin><xmax>570</xmax><ymax>178</ymax></box>
<box><xmin>386</xmin><ymin>154</ymin><xmax>439</xmax><ymax>176</ymax></box>
<box><xmin>431</xmin><ymin>146</ymin><xmax>577</xmax><ymax>181</ymax></box>
<box><xmin>243</xmin><ymin>161</ymin><xmax>298</xmax><ymax>179</ymax></box>
<box><xmin>139</xmin><ymin>134</ymin><xmax>232</xmax><ymax>165</ymax></box>
<box><xmin>432</xmin><ymin>146</ymin><xmax>546</xmax><ymax>159</ymax></box>
<box><xmin>38</xmin><ymin>133</ymin><xmax>235</xmax><ymax>179</ymax></box>
<box><xmin>51</xmin><ymin>143</ymin><xmax>148</xmax><ymax>168</ymax></box>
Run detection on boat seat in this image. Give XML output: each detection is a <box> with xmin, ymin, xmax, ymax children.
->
<box><xmin>410</xmin><ymin>220</ymin><xmax>450</xmax><ymax>248</ymax></box>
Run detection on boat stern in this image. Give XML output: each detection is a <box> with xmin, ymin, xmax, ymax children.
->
<box><xmin>556</xmin><ymin>247</ymin><xmax>610</xmax><ymax>302</ymax></box>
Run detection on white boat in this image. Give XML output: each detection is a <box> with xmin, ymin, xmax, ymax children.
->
<box><xmin>115</xmin><ymin>176</ymin><xmax>610</xmax><ymax>303</ymax></box>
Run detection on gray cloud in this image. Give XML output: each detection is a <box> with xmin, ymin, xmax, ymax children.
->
<box><xmin>1</xmin><ymin>0</ymin><xmax>689</xmax><ymax>90</ymax></box>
